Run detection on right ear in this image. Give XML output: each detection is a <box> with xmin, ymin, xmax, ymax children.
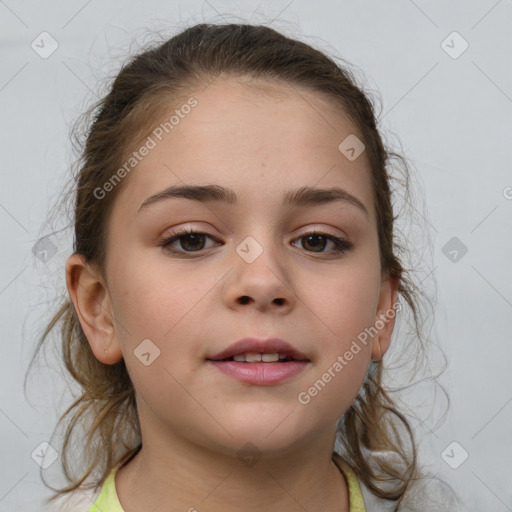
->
<box><xmin>65</xmin><ymin>253</ymin><xmax>123</xmax><ymax>364</ymax></box>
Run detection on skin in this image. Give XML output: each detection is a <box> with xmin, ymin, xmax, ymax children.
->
<box><xmin>66</xmin><ymin>76</ymin><xmax>399</xmax><ymax>512</ymax></box>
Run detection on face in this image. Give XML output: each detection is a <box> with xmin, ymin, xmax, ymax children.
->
<box><xmin>86</xmin><ymin>77</ymin><xmax>396</xmax><ymax>458</ymax></box>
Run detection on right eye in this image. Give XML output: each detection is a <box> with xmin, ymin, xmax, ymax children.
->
<box><xmin>158</xmin><ymin>227</ymin><xmax>221</xmax><ymax>254</ymax></box>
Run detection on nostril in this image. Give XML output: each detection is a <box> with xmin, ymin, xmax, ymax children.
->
<box><xmin>239</xmin><ymin>296</ymin><xmax>250</xmax><ymax>304</ymax></box>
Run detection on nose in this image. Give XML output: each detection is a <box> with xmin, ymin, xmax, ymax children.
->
<box><xmin>222</xmin><ymin>236</ymin><xmax>296</xmax><ymax>313</ymax></box>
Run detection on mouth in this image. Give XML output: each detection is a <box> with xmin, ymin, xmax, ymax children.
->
<box><xmin>207</xmin><ymin>337</ymin><xmax>310</xmax><ymax>363</ymax></box>
<box><xmin>208</xmin><ymin>353</ymin><xmax>305</xmax><ymax>363</ymax></box>
<box><xmin>206</xmin><ymin>338</ymin><xmax>310</xmax><ymax>385</ymax></box>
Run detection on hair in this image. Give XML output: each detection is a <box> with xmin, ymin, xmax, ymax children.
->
<box><xmin>26</xmin><ymin>22</ymin><xmax>448</xmax><ymax>510</ymax></box>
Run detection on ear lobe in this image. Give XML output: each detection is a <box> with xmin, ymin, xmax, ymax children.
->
<box><xmin>65</xmin><ymin>253</ymin><xmax>123</xmax><ymax>364</ymax></box>
<box><xmin>371</xmin><ymin>273</ymin><xmax>400</xmax><ymax>361</ymax></box>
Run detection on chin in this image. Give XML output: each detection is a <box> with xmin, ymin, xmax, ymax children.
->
<box><xmin>209</xmin><ymin>411</ymin><xmax>316</xmax><ymax>457</ymax></box>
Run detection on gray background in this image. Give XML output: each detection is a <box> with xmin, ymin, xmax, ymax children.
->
<box><xmin>1</xmin><ymin>0</ymin><xmax>511</xmax><ymax>510</ymax></box>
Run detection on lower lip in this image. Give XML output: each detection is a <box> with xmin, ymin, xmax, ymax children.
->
<box><xmin>207</xmin><ymin>360</ymin><xmax>309</xmax><ymax>385</ymax></box>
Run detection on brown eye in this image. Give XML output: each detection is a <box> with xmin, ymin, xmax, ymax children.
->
<box><xmin>159</xmin><ymin>228</ymin><xmax>219</xmax><ymax>254</ymax></box>
<box><xmin>302</xmin><ymin>234</ymin><xmax>328</xmax><ymax>252</ymax></box>
<box><xmin>292</xmin><ymin>232</ymin><xmax>352</xmax><ymax>254</ymax></box>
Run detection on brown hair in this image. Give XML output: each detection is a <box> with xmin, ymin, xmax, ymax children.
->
<box><xmin>27</xmin><ymin>22</ymin><xmax>444</xmax><ymax>509</ymax></box>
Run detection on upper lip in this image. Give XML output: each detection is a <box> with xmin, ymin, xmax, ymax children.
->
<box><xmin>207</xmin><ymin>338</ymin><xmax>310</xmax><ymax>361</ymax></box>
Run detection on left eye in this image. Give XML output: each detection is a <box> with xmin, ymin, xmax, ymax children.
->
<box><xmin>159</xmin><ymin>228</ymin><xmax>352</xmax><ymax>255</ymax></box>
<box><xmin>291</xmin><ymin>232</ymin><xmax>352</xmax><ymax>254</ymax></box>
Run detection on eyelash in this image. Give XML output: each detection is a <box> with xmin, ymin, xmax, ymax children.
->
<box><xmin>158</xmin><ymin>227</ymin><xmax>353</xmax><ymax>256</ymax></box>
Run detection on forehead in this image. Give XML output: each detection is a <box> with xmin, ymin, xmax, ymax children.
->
<box><xmin>112</xmin><ymin>76</ymin><xmax>374</xmax><ymax>222</ymax></box>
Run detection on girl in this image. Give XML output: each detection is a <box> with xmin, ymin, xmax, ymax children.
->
<box><xmin>31</xmin><ymin>23</ymin><xmax>457</xmax><ymax>511</ymax></box>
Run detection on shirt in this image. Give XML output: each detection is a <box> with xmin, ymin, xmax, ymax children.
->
<box><xmin>88</xmin><ymin>454</ymin><xmax>367</xmax><ymax>511</ymax></box>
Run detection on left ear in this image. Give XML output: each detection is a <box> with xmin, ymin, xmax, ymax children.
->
<box><xmin>371</xmin><ymin>272</ymin><xmax>400</xmax><ymax>361</ymax></box>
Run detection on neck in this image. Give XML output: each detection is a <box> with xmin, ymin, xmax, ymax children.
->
<box><xmin>115</xmin><ymin>430</ymin><xmax>350</xmax><ymax>512</ymax></box>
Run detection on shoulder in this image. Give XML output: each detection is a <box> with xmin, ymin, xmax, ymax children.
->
<box><xmin>36</xmin><ymin>488</ymin><xmax>100</xmax><ymax>512</ymax></box>
<box><xmin>333</xmin><ymin>450</ymin><xmax>460</xmax><ymax>511</ymax></box>
<box><xmin>41</xmin><ymin>461</ymin><xmax>127</xmax><ymax>512</ymax></box>
<box><xmin>358</xmin><ymin>471</ymin><xmax>461</xmax><ymax>512</ymax></box>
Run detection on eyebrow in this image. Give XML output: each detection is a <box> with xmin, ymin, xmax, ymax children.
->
<box><xmin>137</xmin><ymin>184</ymin><xmax>369</xmax><ymax>218</ymax></box>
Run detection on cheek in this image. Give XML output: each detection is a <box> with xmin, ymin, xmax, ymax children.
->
<box><xmin>108</xmin><ymin>262</ymin><xmax>206</xmax><ymax>415</ymax></box>
<box><xmin>312</xmin><ymin>261</ymin><xmax>381</xmax><ymax>345</ymax></box>
<box><xmin>300</xmin><ymin>258</ymin><xmax>379</xmax><ymax>406</ymax></box>
<box><xmin>109</xmin><ymin>250</ymin><xmax>202</xmax><ymax>339</ymax></box>
<box><xmin>298</xmin><ymin>327</ymin><xmax>372</xmax><ymax>423</ymax></box>
<box><xmin>108</xmin><ymin>252</ymin><xmax>218</xmax><ymax>392</ymax></box>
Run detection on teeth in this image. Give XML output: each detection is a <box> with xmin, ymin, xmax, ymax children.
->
<box><xmin>232</xmin><ymin>353</ymin><xmax>288</xmax><ymax>362</ymax></box>
<box><xmin>245</xmin><ymin>352</ymin><xmax>262</xmax><ymax>363</ymax></box>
